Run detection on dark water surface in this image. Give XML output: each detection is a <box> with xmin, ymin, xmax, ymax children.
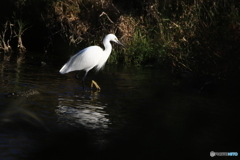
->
<box><xmin>0</xmin><ymin>53</ymin><xmax>240</xmax><ymax>159</ymax></box>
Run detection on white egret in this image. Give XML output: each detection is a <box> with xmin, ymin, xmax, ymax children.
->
<box><xmin>59</xmin><ymin>34</ymin><xmax>124</xmax><ymax>90</ymax></box>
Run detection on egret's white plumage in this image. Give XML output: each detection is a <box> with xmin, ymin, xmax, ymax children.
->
<box><xmin>59</xmin><ymin>34</ymin><xmax>124</xmax><ymax>89</ymax></box>
<box><xmin>59</xmin><ymin>46</ymin><xmax>103</xmax><ymax>74</ymax></box>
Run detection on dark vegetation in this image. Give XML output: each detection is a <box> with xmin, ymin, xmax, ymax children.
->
<box><xmin>0</xmin><ymin>0</ymin><xmax>240</xmax><ymax>79</ymax></box>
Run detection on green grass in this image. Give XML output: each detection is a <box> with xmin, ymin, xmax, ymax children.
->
<box><xmin>1</xmin><ymin>0</ymin><xmax>240</xmax><ymax>79</ymax></box>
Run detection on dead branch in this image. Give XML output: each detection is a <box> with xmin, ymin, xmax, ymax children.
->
<box><xmin>99</xmin><ymin>12</ymin><xmax>114</xmax><ymax>24</ymax></box>
<box><xmin>0</xmin><ymin>21</ymin><xmax>13</xmax><ymax>53</ymax></box>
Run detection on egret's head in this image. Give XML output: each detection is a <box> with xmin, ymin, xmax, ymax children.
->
<box><xmin>105</xmin><ymin>34</ymin><xmax>125</xmax><ymax>47</ymax></box>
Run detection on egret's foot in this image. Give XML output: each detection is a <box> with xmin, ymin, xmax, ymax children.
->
<box><xmin>91</xmin><ymin>80</ymin><xmax>101</xmax><ymax>91</ymax></box>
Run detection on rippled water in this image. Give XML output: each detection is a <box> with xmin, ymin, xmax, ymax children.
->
<box><xmin>0</xmin><ymin>53</ymin><xmax>240</xmax><ymax>159</ymax></box>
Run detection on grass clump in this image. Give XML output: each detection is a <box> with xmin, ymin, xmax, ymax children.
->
<box><xmin>0</xmin><ymin>0</ymin><xmax>240</xmax><ymax>79</ymax></box>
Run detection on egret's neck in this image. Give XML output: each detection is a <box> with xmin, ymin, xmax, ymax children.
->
<box><xmin>103</xmin><ymin>39</ymin><xmax>112</xmax><ymax>55</ymax></box>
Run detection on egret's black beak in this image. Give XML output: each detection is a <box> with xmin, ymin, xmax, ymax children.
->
<box><xmin>117</xmin><ymin>40</ymin><xmax>125</xmax><ymax>48</ymax></box>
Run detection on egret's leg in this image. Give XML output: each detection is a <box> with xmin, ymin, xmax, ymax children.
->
<box><xmin>75</xmin><ymin>71</ymin><xmax>81</xmax><ymax>79</ymax></box>
<box><xmin>82</xmin><ymin>71</ymin><xmax>88</xmax><ymax>90</ymax></box>
<box><xmin>91</xmin><ymin>80</ymin><xmax>101</xmax><ymax>91</ymax></box>
<box><xmin>82</xmin><ymin>80</ymin><xmax>85</xmax><ymax>90</ymax></box>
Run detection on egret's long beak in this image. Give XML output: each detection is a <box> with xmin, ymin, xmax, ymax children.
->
<box><xmin>116</xmin><ymin>40</ymin><xmax>125</xmax><ymax>48</ymax></box>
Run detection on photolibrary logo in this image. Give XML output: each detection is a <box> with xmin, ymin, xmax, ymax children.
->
<box><xmin>210</xmin><ymin>151</ymin><xmax>238</xmax><ymax>157</ymax></box>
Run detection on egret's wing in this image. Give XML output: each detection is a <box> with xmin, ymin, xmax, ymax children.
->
<box><xmin>59</xmin><ymin>46</ymin><xmax>103</xmax><ymax>74</ymax></box>
<box><xmin>59</xmin><ymin>48</ymin><xmax>86</xmax><ymax>74</ymax></box>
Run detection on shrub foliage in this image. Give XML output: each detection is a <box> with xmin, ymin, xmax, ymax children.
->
<box><xmin>0</xmin><ymin>0</ymin><xmax>239</xmax><ymax>78</ymax></box>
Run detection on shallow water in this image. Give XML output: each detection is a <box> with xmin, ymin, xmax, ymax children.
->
<box><xmin>0</xmin><ymin>53</ymin><xmax>240</xmax><ymax>159</ymax></box>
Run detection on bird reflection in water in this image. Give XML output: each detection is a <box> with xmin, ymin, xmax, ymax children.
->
<box><xmin>56</xmin><ymin>91</ymin><xmax>110</xmax><ymax>129</ymax></box>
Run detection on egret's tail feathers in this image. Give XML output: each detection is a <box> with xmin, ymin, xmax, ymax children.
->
<box><xmin>59</xmin><ymin>64</ymin><xmax>69</xmax><ymax>74</ymax></box>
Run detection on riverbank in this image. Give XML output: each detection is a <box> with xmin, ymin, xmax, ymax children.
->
<box><xmin>0</xmin><ymin>0</ymin><xmax>240</xmax><ymax>79</ymax></box>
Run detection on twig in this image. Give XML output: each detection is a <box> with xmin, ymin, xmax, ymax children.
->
<box><xmin>99</xmin><ymin>12</ymin><xmax>114</xmax><ymax>23</ymax></box>
<box><xmin>111</xmin><ymin>3</ymin><xmax>120</xmax><ymax>14</ymax></box>
<box><xmin>169</xmin><ymin>53</ymin><xmax>192</xmax><ymax>71</ymax></box>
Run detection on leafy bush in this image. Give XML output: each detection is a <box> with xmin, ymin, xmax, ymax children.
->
<box><xmin>0</xmin><ymin>0</ymin><xmax>240</xmax><ymax>79</ymax></box>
